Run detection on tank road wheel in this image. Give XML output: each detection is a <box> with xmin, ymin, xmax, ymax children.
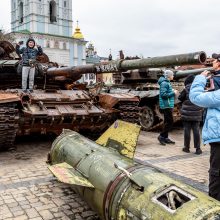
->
<box><xmin>139</xmin><ymin>106</ymin><xmax>154</xmax><ymax>130</ymax></box>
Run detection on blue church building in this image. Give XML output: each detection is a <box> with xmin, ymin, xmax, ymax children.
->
<box><xmin>10</xmin><ymin>0</ymin><xmax>86</xmax><ymax>67</ymax></box>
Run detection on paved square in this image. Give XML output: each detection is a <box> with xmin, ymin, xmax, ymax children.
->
<box><xmin>0</xmin><ymin>128</ymin><xmax>210</xmax><ymax>219</ymax></box>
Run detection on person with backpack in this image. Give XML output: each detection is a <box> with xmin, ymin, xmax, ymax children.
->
<box><xmin>16</xmin><ymin>38</ymin><xmax>43</xmax><ymax>92</ymax></box>
<box><xmin>178</xmin><ymin>74</ymin><xmax>203</xmax><ymax>155</ymax></box>
<box><xmin>190</xmin><ymin>54</ymin><xmax>220</xmax><ymax>201</ymax></box>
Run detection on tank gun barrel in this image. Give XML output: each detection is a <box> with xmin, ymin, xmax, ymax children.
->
<box><xmin>174</xmin><ymin>67</ymin><xmax>214</xmax><ymax>79</ymax></box>
<box><xmin>120</xmin><ymin>66</ymin><xmax>213</xmax><ymax>84</ymax></box>
<box><xmin>46</xmin><ymin>64</ymin><xmax>95</xmax><ymax>81</ymax></box>
<box><xmin>46</xmin><ymin>51</ymin><xmax>207</xmax><ymax>80</ymax></box>
<box><xmin>118</xmin><ymin>51</ymin><xmax>206</xmax><ymax>70</ymax></box>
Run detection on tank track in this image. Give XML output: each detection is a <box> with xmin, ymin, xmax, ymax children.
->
<box><xmin>117</xmin><ymin>102</ymin><xmax>181</xmax><ymax>131</ymax></box>
<box><xmin>118</xmin><ymin>103</ymin><xmax>141</xmax><ymax>124</ymax></box>
<box><xmin>0</xmin><ymin>106</ymin><xmax>19</xmax><ymax>150</ymax></box>
<box><xmin>118</xmin><ymin>103</ymin><xmax>165</xmax><ymax>130</ymax></box>
<box><xmin>140</xmin><ymin>104</ymin><xmax>164</xmax><ymax>131</ymax></box>
<box><xmin>147</xmin><ymin>104</ymin><xmax>181</xmax><ymax>131</ymax></box>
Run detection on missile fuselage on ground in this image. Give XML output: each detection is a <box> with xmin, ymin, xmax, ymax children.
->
<box><xmin>48</xmin><ymin>121</ymin><xmax>220</xmax><ymax>220</ymax></box>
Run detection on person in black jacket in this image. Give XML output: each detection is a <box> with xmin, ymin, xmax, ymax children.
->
<box><xmin>178</xmin><ymin>74</ymin><xmax>203</xmax><ymax>155</ymax></box>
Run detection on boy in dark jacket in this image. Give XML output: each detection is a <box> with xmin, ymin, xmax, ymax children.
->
<box><xmin>16</xmin><ymin>38</ymin><xmax>43</xmax><ymax>92</ymax></box>
<box><xmin>178</xmin><ymin>74</ymin><xmax>203</xmax><ymax>155</ymax></box>
<box><xmin>158</xmin><ymin>70</ymin><xmax>177</xmax><ymax>145</ymax></box>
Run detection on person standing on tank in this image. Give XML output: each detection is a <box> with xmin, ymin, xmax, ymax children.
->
<box><xmin>16</xmin><ymin>38</ymin><xmax>43</xmax><ymax>92</ymax></box>
<box><xmin>157</xmin><ymin>70</ymin><xmax>177</xmax><ymax>145</ymax></box>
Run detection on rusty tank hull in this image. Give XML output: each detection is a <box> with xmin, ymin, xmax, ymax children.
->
<box><xmin>0</xmin><ymin>41</ymin><xmax>118</xmax><ymax>150</ymax></box>
<box><xmin>0</xmin><ymin>89</ymin><xmax>117</xmax><ymax>150</ymax></box>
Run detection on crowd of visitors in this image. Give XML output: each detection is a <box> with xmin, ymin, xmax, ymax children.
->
<box><xmin>157</xmin><ymin>55</ymin><xmax>220</xmax><ymax>201</ymax></box>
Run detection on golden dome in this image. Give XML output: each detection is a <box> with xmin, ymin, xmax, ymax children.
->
<box><xmin>73</xmin><ymin>21</ymin><xmax>84</xmax><ymax>39</ymax></box>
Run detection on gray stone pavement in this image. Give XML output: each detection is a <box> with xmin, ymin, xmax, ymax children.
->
<box><xmin>0</xmin><ymin>128</ymin><xmax>210</xmax><ymax>219</ymax></box>
<box><xmin>0</xmin><ymin>138</ymin><xmax>99</xmax><ymax>220</ymax></box>
<box><xmin>136</xmin><ymin>128</ymin><xmax>209</xmax><ymax>192</ymax></box>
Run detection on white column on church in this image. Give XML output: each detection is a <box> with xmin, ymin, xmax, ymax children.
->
<box><xmin>45</xmin><ymin>1</ymin><xmax>49</xmax><ymax>34</ymax></box>
<box><xmin>82</xmin><ymin>45</ymin><xmax>86</xmax><ymax>65</ymax></box>
<box><xmin>29</xmin><ymin>0</ymin><xmax>34</xmax><ymax>32</ymax></box>
<box><xmin>58</xmin><ymin>0</ymin><xmax>62</xmax><ymax>36</ymax></box>
<box><xmin>33</xmin><ymin>1</ymin><xmax>37</xmax><ymax>32</ymax></box>
<box><xmin>74</xmin><ymin>41</ymin><xmax>78</xmax><ymax>66</ymax></box>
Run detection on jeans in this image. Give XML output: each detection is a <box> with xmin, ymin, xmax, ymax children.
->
<box><xmin>160</xmin><ymin>108</ymin><xmax>173</xmax><ymax>138</ymax></box>
<box><xmin>209</xmin><ymin>142</ymin><xmax>220</xmax><ymax>201</ymax></box>
<box><xmin>183</xmin><ymin>121</ymin><xmax>200</xmax><ymax>149</ymax></box>
<box><xmin>22</xmin><ymin>66</ymin><xmax>35</xmax><ymax>90</ymax></box>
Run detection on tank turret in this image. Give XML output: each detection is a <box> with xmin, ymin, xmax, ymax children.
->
<box><xmin>105</xmin><ymin>58</ymin><xmax>212</xmax><ymax>131</ymax></box>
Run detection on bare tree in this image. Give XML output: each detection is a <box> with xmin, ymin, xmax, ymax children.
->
<box><xmin>0</xmin><ymin>28</ymin><xmax>15</xmax><ymax>42</ymax></box>
<box><xmin>0</xmin><ymin>28</ymin><xmax>17</xmax><ymax>59</ymax></box>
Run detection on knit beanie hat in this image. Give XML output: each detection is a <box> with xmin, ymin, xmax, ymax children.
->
<box><xmin>163</xmin><ymin>70</ymin><xmax>174</xmax><ymax>79</ymax></box>
<box><xmin>26</xmin><ymin>38</ymin><xmax>35</xmax><ymax>48</ymax></box>
<box><xmin>212</xmin><ymin>53</ymin><xmax>220</xmax><ymax>61</ymax></box>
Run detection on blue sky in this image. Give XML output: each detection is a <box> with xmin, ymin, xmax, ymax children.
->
<box><xmin>1</xmin><ymin>0</ymin><xmax>220</xmax><ymax>58</ymax></box>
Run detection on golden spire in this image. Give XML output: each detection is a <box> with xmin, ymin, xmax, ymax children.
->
<box><xmin>73</xmin><ymin>20</ymin><xmax>84</xmax><ymax>39</ymax></box>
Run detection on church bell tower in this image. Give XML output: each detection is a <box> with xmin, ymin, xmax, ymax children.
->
<box><xmin>11</xmin><ymin>0</ymin><xmax>73</xmax><ymax>37</ymax></box>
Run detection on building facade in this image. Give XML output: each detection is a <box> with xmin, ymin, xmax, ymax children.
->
<box><xmin>10</xmin><ymin>0</ymin><xmax>86</xmax><ymax>67</ymax></box>
<box><xmin>84</xmin><ymin>43</ymin><xmax>114</xmax><ymax>84</ymax></box>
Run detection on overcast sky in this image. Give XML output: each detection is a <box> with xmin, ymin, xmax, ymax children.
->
<box><xmin>1</xmin><ymin>0</ymin><xmax>220</xmax><ymax>58</ymax></box>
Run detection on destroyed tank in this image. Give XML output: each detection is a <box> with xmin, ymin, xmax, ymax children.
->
<box><xmin>0</xmin><ymin>41</ymin><xmax>118</xmax><ymax>150</ymax></box>
<box><xmin>0</xmin><ymin>40</ymin><xmax>206</xmax><ymax>150</ymax></box>
<box><xmin>106</xmin><ymin>62</ymin><xmax>213</xmax><ymax>130</ymax></box>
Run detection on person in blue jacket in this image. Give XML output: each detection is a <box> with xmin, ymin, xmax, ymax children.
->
<box><xmin>158</xmin><ymin>70</ymin><xmax>177</xmax><ymax>145</ymax></box>
<box><xmin>190</xmin><ymin>53</ymin><xmax>220</xmax><ymax>201</ymax></box>
<box><xmin>16</xmin><ymin>38</ymin><xmax>43</xmax><ymax>92</ymax></box>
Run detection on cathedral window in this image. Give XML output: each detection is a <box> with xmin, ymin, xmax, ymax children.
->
<box><xmin>49</xmin><ymin>0</ymin><xmax>57</xmax><ymax>23</ymax></box>
<box><xmin>46</xmin><ymin>41</ymin><xmax>50</xmax><ymax>48</ymax></box>
<box><xmin>54</xmin><ymin>41</ymin><xmax>59</xmax><ymax>49</ymax></box>
<box><xmin>63</xmin><ymin>42</ymin><xmax>66</xmax><ymax>50</ymax></box>
<box><xmin>19</xmin><ymin>2</ymin><xmax>24</xmax><ymax>23</ymax></box>
<box><xmin>64</xmin><ymin>1</ymin><xmax>67</xmax><ymax>7</ymax></box>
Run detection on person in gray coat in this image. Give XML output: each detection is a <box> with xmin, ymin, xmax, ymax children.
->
<box><xmin>16</xmin><ymin>38</ymin><xmax>43</xmax><ymax>92</ymax></box>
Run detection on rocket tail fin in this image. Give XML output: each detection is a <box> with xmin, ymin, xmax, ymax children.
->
<box><xmin>96</xmin><ymin>120</ymin><xmax>141</xmax><ymax>159</ymax></box>
<box><xmin>48</xmin><ymin>162</ymin><xmax>94</xmax><ymax>188</ymax></box>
